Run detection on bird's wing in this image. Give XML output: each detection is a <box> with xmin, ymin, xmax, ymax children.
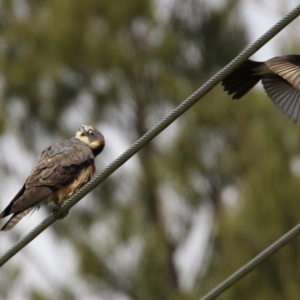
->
<box><xmin>265</xmin><ymin>56</ymin><xmax>300</xmax><ymax>92</ymax></box>
<box><xmin>6</xmin><ymin>139</ymin><xmax>95</xmax><ymax>214</ymax></box>
<box><xmin>262</xmin><ymin>74</ymin><xmax>300</xmax><ymax>123</ymax></box>
<box><xmin>222</xmin><ymin>59</ymin><xmax>263</xmax><ymax>99</ymax></box>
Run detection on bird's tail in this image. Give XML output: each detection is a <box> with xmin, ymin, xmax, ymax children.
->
<box><xmin>222</xmin><ymin>59</ymin><xmax>264</xmax><ymax>99</ymax></box>
<box><xmin>1</xmin><ymin>208</ymin><xmax>32</xmax><ymax>231</ymax></box>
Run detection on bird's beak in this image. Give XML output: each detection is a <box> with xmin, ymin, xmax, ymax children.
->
<box><xmin>79</xmin><ymin>125</ymin><xmax>89</xmax><ymax>133</ymax></box>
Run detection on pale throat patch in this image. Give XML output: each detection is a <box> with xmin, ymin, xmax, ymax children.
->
<box><xmin>89</xmin><ymin>139</ymin><xmax>103</xmax><ymax>150</ymax></box>
<box><xmin>75</xmin><ymin>133</ymin><xmax>90</xmax><ymax>145</ymax></box>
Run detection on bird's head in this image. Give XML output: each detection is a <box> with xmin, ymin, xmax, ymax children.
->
<box><xmin>75</xmin><ymin>125</ymin><xmax>105</xmax><ymax>156</ymax></box>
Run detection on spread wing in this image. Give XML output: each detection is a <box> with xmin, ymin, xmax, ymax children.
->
<box><xmin>262</xmin><ymin>74</ymin><xmax>300</xmax><ymax>123</ymax></box>
<box><xmin>265</xmin><ymin>56</ymin><xmax>300</xmax><ymax>92</ymax></box>
<box><xmin>2</xmin><ymin>138</ymin><xmax>94</xmax><ymax>216</ymax></box>
<box><xmin>262</xmin><ymin>56</ymin><xmax>300</xmax><ymax>123</ymax></box>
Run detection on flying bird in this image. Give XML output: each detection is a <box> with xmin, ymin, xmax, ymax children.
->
<box><xmin>0</xmin><ymin>125</ymin><xmax>105</xmax><ymax>231</ymax></box>
<box><xmin>222</xmin><ymin>55</ymin><xmax>300</xmax><ymax>122</ymax></box>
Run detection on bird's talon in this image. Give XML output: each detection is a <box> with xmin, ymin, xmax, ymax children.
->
<box><xmin>53</xmin><ymin>208</ymin><xmax>69</xmax><ymax>220</ymax></box>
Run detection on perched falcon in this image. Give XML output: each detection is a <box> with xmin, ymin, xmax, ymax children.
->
<box><xmin>222</xmin><ymin>55</ymin><xmax>300</xmax><ymax>122</ymax></box>
<box><xmin>0</xmin><ymin>125</ymin><xmax>105</xmax><ymax>231</ymax></box>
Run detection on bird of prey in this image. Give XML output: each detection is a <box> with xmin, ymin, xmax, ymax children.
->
<box><xmin>222</xmin><ymin>55</ymin><xmax>300</xmax><ymax>123</ymax></box>
<box><xmin>0</xmin><ymin>125</ymin><xmax>105</xmax><ymax>231</ymax></box>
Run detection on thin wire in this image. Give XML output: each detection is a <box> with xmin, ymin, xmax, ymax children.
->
<box><xmin>200</xmin><ymin>223</ymin><xmax>300</xmax><ymax>300</ymax></box>
<box><xmin>0</xmin><ymin>4</ymin><xmax>300</xmax><ymax>267</ymax></box>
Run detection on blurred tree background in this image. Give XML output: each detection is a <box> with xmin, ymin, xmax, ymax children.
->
<box><xmin>0</xmin><ymin>0</ymin><xmax>300</xmax><ymax>299</ymax></box>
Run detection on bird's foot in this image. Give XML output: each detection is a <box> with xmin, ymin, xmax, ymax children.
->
<box><xmin>53</xmin><ymin>207</ymin><xmax>69</xmax><ymax>220</ymax></box>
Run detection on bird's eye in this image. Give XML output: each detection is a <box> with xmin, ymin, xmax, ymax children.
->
<box><xmin>88</xmin><ymin>130</ymin><xmax>94</xmax><ymax>136</ymax></box>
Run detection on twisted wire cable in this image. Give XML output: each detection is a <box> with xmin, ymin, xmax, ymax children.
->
<box><xmin>200</xmin><ymin>223</ymin><xmax>300</xmax><ymax>300</ymax></box>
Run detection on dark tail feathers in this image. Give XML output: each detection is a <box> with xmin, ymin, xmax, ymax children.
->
<box><xmin>222</xmin><ymin>59</ymin><xmax>263</xmax><ymax>99</ymax></box>
<box><xmin>1</xmin><ymin>208</ymin><xmax>31</xmax><ymax>231</ymax></box>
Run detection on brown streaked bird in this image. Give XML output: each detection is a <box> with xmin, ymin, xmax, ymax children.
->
<box><xmin>222</xmin><ymin>55</ymin><xmax>300</xmax><ymax>123</ymax></box>
<box><xmin>0</xmin><ymin>125</ymin><xmax>105</xmax><ymax>231</ymax></box>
